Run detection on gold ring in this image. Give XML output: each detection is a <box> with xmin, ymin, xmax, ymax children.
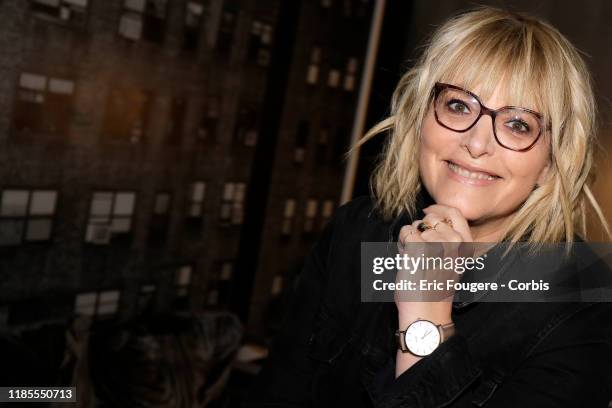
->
<box><xmin>442</xmin><ymin>217</ymin><xmax>453</xmax><ymax>228</ymax></box>
<box><xmin>432</xmin><ymin>218</ymin><xmax>453</xmax><ymax>231</ymax></box>
<box><xmin>416</xmin><ymin>222</ymin><xmax>432</xmax><ymax>232</ymax></box>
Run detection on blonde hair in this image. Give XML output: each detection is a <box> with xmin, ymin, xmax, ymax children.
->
<box><xmin>351</xmin><ymin>6</ymin><xmax>610</xmax><ymax>244</ymax></box>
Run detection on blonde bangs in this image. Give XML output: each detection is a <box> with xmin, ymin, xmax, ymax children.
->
<box><xmin>434</xmin><ymin>22</ymin><xmax>548</xmax><ymax>119</ymax></box>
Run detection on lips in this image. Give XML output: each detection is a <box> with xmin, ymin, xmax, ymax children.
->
<box><xmin>445</xmin><ymin>160</ymin><xmax>501</xmax><ymax>181</ymax></box>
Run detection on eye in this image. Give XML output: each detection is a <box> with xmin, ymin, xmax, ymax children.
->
<box><xmin>446</xmin><ymin>99</ymin><xmax>471</xmax><ymax>114</ymax></box>
<box><xmin>505</xmin><ymin>119</ymin><xmax>530</xmax><ymax>134</ymax></box>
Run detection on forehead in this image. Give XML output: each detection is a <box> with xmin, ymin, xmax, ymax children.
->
<box><xmin>445</xmin><ymin>81</ymin><xmax>538</xmax><ymax>113</ymax></box>
<box><xmin>434</xmin><ymin>38</ymin><xmax>548</xmax><ymax>115</ymax></box>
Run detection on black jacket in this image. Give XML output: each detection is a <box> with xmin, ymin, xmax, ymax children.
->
<box><xmin>245</xmin><ymin>195</ymin><xmax>612</xmax><ymax>407</ymax></box>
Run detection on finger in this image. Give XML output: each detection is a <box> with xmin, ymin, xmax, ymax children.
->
<box><xmin>423</xmin><ymin>204</ymin><xmax>472</xmax><ymax>241</ymax></box>
<box><xmin>399</xmin><ymin>224</ymin><xmax>424</xmax><ymax>242</ymax></box>
<box><xmin>413</xmin><ymin>228</ymin><xmax>458</xmax><ymax>287</ymax></box>
<box><xmin>411</xmin><ymin>221</ymin><xmax>446</xmax><ymax>258</ymax></box>
<box><xmin>399</xmin><ymin>224</ymin><xmax>427</xmax><ymax>258</ymax></box>
<box><xmin>411</xmin><ymin>218</ymin><xmax>457</xmax><ymax>242</ymax></box>
<box><xmin>418</xmin><ymin>215</ymin><xmax>464</xmax><ymax>260</ymax></box>
<box><xmin>411</xmin><ymin>219</ymin><xmax>430</xmax><ymax>231</ymax></box>
<box><xmin>398</xmin><ymin>224</ymin><xmax>424</xmax><ymax>250</ymax></box>
<box><xmin>422</xmin><ymin>213</ymin><xmax>463</xmax><ymax>242</ymax></box>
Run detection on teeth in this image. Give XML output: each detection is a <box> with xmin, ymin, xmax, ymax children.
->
<box><xmin>448</xmin><ymin>162</ymin><xmax>497</xmax><ymax>181</ymax></box>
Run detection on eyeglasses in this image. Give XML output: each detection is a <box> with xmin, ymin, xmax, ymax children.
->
<box><xmin>432</xmin><ymin>82</ymin><xmax>548</xmax><ymax>152</ymax></box>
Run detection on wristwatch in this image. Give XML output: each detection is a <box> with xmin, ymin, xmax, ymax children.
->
<box><xmin>395</xmin><ymin>319</ymin><xmax>455</xmax><ymax>357</ymax></box>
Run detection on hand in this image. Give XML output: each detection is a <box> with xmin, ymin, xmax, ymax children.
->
<box><xmin>394</xmin><ymin>204</ymin><xmax>474</xmax><ymax>328</ymax></box>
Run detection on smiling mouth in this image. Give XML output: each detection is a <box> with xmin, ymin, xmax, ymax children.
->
<box><xmin>445</xmin><ymin>160</ymin><xmax>501</xmax><ymax>181</ymax></box>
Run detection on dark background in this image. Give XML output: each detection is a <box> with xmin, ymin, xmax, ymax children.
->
<box><xmin>0</xmin><ymin>0</ymin><xmax>610</xmax><ymax>406</ymax></box>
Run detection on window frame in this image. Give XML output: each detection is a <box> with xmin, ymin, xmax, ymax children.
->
<box><xmin>74</xmin><ymin>288</ymin><xmax>121</xmax><ymax>319</ymax></box>
<box><xmin>30</xmin><ymin>0</ymin><xmax>90</xmax><ymax>26</ymax></box>
<box><xmin>84</xmin><ymin>190</ymin><xmax>137</xmax><ymax>245</ymax></box>
<box><xmin>219</xmin><ymin>182</ymin><xmax>246</xmax><ymax>226</ymax></box>
<box><xmin>118</xmin><ymin>0</ymin><xmax>169</xmax><ymax>43</ymax></box>
<box><xmin>12</xmin><ymin>72</ymin><xmax>76</xmax><ymax>138</ymax></box>
<box><xmin>0</xmin><ymin>188</ymin><xmax>58</xmax><ymax>246</ymax></box>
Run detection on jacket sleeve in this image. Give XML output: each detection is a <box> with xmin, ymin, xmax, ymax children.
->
<box><xmin>367</xmin><ymin>332</ymin><xmax>482</xmax><ymax>407</ymax></box>
<box><xmin>368</xmin><ymin>304</ymin><xmax>612</xmax><ymax>408</ymax></box>
<box><xmin>243</xmin><ymin>202</ymin><xmax>347</xmax><ymax>407</ymax></box>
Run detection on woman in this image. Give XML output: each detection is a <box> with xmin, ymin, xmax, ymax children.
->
<box><xmin>245</xmin><ymin>7</ymin><xmax>612</xmax><ymax>407</ymax></box>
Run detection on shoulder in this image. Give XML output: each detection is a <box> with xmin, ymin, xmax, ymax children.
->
<box><xmin>334</xmin><ymin>195</ymin><xmax>378</xmax><ymax>220</ymax></box>
<box><xmin>305</xmin><ymin>195</ymin><xmax>380</xmax><ymax>267</ymax></box>
<box><xmin>322</xmin><ymin>195</ymin><xmax>379</xmax><ymax>236</ymax></box>
<box><xmin>324</xmin><ymin>195</ymin><xmax>393</xmax><ymax>244</ymax></box>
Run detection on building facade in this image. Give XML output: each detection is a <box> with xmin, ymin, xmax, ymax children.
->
<box><xmin>0</xmin><ymin>0</ymin><xmax>374</xmax><ymax>346</ymax></box>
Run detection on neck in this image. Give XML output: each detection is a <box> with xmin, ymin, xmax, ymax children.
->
<box><xmin>469</xmin><ymin>215</ymin><xmax>510</xmax><ymax>243</ymax></box>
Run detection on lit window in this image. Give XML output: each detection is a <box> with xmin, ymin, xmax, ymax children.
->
<box><xmin>248</xmin><ymin>20</ymin><xmax>273</xmax><ymax>66</ymax></box>
<box><xmin>85</xmin><ymin>192</ymin><xmax>136</xmax><ymax>245</ymax></box>
<box><xmin>75</xmin><ymin>289</ymin><xmax>120</xmax><ymax>318</ymax></box>
<box><xmin>184</xmin><ymin>1</ymin><xmax>207</xmax><ymax>51</ymax></box>
<box><xmin>281</xmin><ymin>199</ymin><xmax>296</xmax><ymax>236</ymax></box>
<box><xmin>271</xmin><ymin>275</ymin><xmax>283</xmax><ymax>295</ymax></box>
<box><xmin>327</xmin><ymin>69</ymin><xmax>341</xmax><ymax>88</ymax></box>
<box><xmin>0</xmin><ymin>189</ymin><xmax>57</xmax><ymax>246</ymax></box>
<box><xmin>31</xmin><ymin>0</ymin><xmax>88</xmax><ymax>24</ymax></box>
<box><xmin>220</xmin><ymin>182</ymin><xmax>245</xmax><ymax>225</ymax></box>
<box><xmin>13</xmin><ymin>72</ymin><xmax>75</xmax><ymax>136</ymax></box>
<box><xmin>188</xmin><ymin>182</ymin><xmax>206</xmax><ymax>217</ymax></box>
<box><xmin>321</xmin><ymin>199</ymin><xmax>335</xmax><ymax>228</ymax></box>
<box><xmin>149</xmin><ymin>192</ymin><xmax>171</xmax><ymax>246</ymax></box>
<box><xmin>234</xmin><ymin>105</ymin><xmax>259</xmax><ymax>146</ymax></box>
<box><xmin>74</xmin><ymin>292</ymin><xmax>96</xmax><ymax>316</ymax></box>
<box><xmin>344</xmin><ymin>57</ymin><xmax>358</xmax><ymax>91</ymax></box>
<box><xmin>294</xmin><ymin>121</ymin><xmax>309</xmax><ymax>164</ymax></box>
<box><xmin>303</xmin><ymin>199</ymin><xmax>319</xmax><ymax>233</ymax></box>
<box><xmin>119</xmin><ymin>0</ymin><xmax>168</xmax><ymax>43</ymax></box>
<box><xmin>175</xmin><ymin>265</ymin><xmax>192</xmax><ymax>297</ymax></box>
<box><xmin>306</xmin><ymin>47</ymin><xmax>321</xmax><ymax>84</ymax></box>
<box><xmin>138</xmin><ymin>284</ymin><xmax>156</xmax><ymax>313</ymax></box>
<box><xmin>220</xmin><ymin>261</ymin><xmax>233</xmax><ymax>280</ymax></box>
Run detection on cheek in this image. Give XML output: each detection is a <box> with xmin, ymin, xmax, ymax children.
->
<box><xmin>492</xmin><ymin>148</ymin><xmax>550</xmax><ymax>213</ymax></box>
<box><xmin>418</xmin><ymin>113</ymin><xmax>456</xmax><ymax>178</ymax></box>
<box><xmin>502</xmin><ymin>146</ymin><xmax>549</xmax><ymax>187</ymax></box>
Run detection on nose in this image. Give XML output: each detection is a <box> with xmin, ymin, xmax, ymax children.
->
<box><xmin>461</xmin><ymin>114</ymin><xmax>496</xmax><ymax>158</ymax></box>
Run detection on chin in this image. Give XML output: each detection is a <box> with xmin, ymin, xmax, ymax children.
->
<box><xmin>433</xmin><ymin>194</ymin><xmax>484</xmax><ymax>221</ymax></box>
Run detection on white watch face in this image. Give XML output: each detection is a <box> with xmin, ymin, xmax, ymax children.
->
<box><xmin>405</xmin><ymin>320</ymin><xmax>441</xmax><ymax>356</ymax></box>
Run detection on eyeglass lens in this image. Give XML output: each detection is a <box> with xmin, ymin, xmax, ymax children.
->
<box><xmin>435</xmin><ymin>87</ymin><xmax>541</xmax><ymax>151</ymax></box>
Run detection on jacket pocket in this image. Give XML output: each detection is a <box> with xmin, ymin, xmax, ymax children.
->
<box><xmin>307</xmin><ymin>308</ymin><xmax>352</xmax><ymax>364</ymax></box>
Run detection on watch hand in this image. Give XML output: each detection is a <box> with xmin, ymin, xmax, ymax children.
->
<box><xmin>421</xmin><ymin>329</ymin><xmax>432</xmax><ymax>339</ymax></box>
